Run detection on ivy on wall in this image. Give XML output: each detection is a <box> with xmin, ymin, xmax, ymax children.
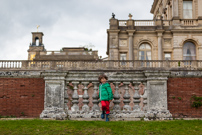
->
<box><xmin>190</xmin><ymin>95</ymin><xmax>202</xmax><ymax>108</ymax></box>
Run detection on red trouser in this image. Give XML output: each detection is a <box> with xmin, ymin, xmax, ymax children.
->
<box><xmin>101</xmin><ymin>101</ymin><xmax>110</xmax><ymax>114</ymax></box>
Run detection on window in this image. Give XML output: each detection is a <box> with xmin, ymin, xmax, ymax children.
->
<box><xmin>164</xmin><ymin>53</ymin><xmax>171</xmax><ymax>60</ymax></box>
<box><xmin>139</xmin><ymin>44</ymin><xmax>151</xmax><ymax>60</ymax></box>
<box><xmin>183</xmin><ymin>42</ymin><xmax>196</xmax><ymax>60</ymax></box>
<box><xmin>35</xmin><ymin>37</ymin><xmax>39</xmax><ymax>46</ymax></box>
<box><xmin>183</xmin><ymin>1</ymin><xmax>192</xmax><ymax>19</ymax></box>
<box><xmin>120</xmin><ymin>53</ymin><xmax>127</xmax><ymax>66</ymax></box>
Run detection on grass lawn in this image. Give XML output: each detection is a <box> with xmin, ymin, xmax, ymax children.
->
<box><xmin>0</xmin><ymin>119</ymin><xmax>202</xmax><ymax>135</ymax></box>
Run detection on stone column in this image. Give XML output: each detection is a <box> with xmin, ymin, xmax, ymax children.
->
<box><xmin>157</xmin><ymin>32</ymin><xmax>163</xmax><ymax>60</ymax></box>
<box><xmin>40</xmin><ymin>71</ymin><xmax>67</xmax><ymax>120</ymax></box>
<box><xmin>172</xmin><ymin>0</ymin><xmax>179</xmax><ymax>20</ymax></box>
<box><xmin>107</xmin><ymin>30</ymin><xmax>120</xmax><ymax>61</ymax></box>
<box><xmin>127</xmin><ymin>30</ymin><xmax>135</xmax><ymax>61</ymax></box>
<box><xmin>198</xmin><ymin>0</ymin><xmax>202</xmax><ymax>24</ymax></box>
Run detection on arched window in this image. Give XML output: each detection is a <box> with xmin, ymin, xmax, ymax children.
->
<box><xmin>35</xmin><ymin>37</ymin><xmax>39</xmax><ymax>46</ymax></box>
<box><xmin>183</xmin><ymin>42</ymin><xmax>196</xmax><ymax>60</ymax></box>
<box><xmin>139</xmin><ymin>43</ymin><xmax>151</xmax><ymax>60</ymax></box>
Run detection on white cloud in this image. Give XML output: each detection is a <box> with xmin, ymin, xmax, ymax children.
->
<box><xmin>0</xmin><ymin>0</ymin><xmax>154</xmax><ymax>60</ymax></box>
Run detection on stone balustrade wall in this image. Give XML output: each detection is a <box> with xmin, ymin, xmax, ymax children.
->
<box><xmin>0</xmin><ymin>70</ymin><xmax>202</xmax><ymax>120</ymax></box>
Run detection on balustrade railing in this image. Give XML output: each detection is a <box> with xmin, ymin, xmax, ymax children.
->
<box><xmin>0</xmin><ymin>60</ymin><xmax>22</xmax><ymax>69</ymax></box>
<box><xmin>119</xmin><ymin>20</ymin><xmax>127</xmax><ymax>26</ymax></box>
<box><xmin>134</xmin><ymin>20</ymin><xmax>155</xmax><ymax>26</ymax></box>
<box><xmin>181</xmin><ymin>19</ymin><xmax>198</xmax><ymax>26</ymax></box>
<box><xmin>66</xmin><ymin>81</ymin><xmax>148</xmax><ymax>118</ymax></box>
<box><xmin>118</xmin><ymin>19</ymin><xmax>199</xmax><ymax>27</ymax></box>
<box><xmin>0</xmin><ymin>60</ymin><xmax>201</xmax><ymax>70</ymax></box>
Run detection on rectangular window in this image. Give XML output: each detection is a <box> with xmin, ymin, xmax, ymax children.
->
<box><xmin>120</xmin><ymin>53</ymin><xmax>127</xmax><ymax>66</ymax></box>
<box><xmin>183</xmin><ymin>1</ymin><xmax>192</xmax><ymax>19</ymax></box>
<box><xmin>164</xmin><ymin>53</ymin><xmax>171</xmax><ymax>60</ymax></box>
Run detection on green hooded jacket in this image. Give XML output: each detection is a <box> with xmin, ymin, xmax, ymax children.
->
<box><xmin>99</xmin><ymin>83</ymin><xmax>113</xmax><ymax>101</ymax></box>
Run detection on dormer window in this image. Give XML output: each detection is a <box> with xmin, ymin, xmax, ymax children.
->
<box><xmin>183</xmin><ymin>1</ymin><xmax>192</xmax><ymax>19</ymax></box>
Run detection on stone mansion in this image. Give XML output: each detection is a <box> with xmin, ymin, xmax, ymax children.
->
<box><xmin>107</xmin><ymin>0</ymin><xmax>202</xmax><ymax>61</ymax></box>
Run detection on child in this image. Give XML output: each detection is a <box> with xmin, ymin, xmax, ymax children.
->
<box><xmin>98</xmin><ymin>74</ymin><xmax>113</xmax><ymax>122</ymax></box>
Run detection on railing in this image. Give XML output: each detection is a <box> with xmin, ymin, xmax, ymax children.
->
<box><xmin>119</xmin><ymin>20</ymin><xmax>127</xmax><ymax>26</ymax></box>
<box><xmin>0</xmin><ymin>61</ymin><xmax>22</xmax><ymax>69</ymax></box>
<box><xmin>65</xmin><ymin>81</ymin><xmax>150</xmax><ymax>119</ymax></box>
<box><xmin>181</xmin><ymin>19</ymin><xmax>198</xmax><ymax>26</ymax></box>
<box><xmin>118</xmin><ymin>19</ymin><xmax>199</xmax><ymax>27</ymax></box>
<box><xmin>0</xmin><ymin>60</ymin><xmax>202</xmax><ymax>70</ymax></box>
<box><xmin>134</xmin><ymin>20</ymin><xmax>155</xmax><ymax>26</ymax></box>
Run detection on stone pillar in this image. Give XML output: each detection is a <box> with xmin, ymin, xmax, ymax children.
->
<box><xmin>123</xmin><ymin>82</ymin><xmax>131</xmax><ymax>111</ymax></box>
<box><xmin>127</xmin><ymin>30</ymin><xmax>135</xmax><ymax>61</ymax></box>
<box><xmin>64</xmin><ymin>87</ymin><xmax>68</xmax><ymax>111</ymax></box>
<box><xmin>198</xmin><ymin>0</ymin><xmax>202</xmax><ymax>24</ymax></box>
<box><xmin>40</xmin><ymin>71</ymin><xmax>67</xmax><ymax>120</ymax></box>
<box><xmin>82</xmin><ymin>82</ymin><xmax>90</xmax><ymax>112</ymax></box>
<box><xmin>71</xmin><ymin>82</ymin><xmax>79</xmax><ymax>112</ymax></box>
<box><xmin>172</xmin><ymin>0</ymin><xmax>179</xmax><ymax>20</ymax></box>
<box><xmin>107</xmin><ymin>30</ymin><xmax>120</xmax><ymax>60</ymax></box>
<box><xmin>113</xmin><ymin>82</ymin><xmax>121</xmax><ymax>111</ymax></box>
<box><xmin>142</xmin><ymin>82</ymin><xmax>148</xmax><ymax>112</ymax></box>
<box><xmin>157</xmin><ymin>32</ymin><xmax>163</xmax><ymax>60</ymax></box>
<box><xmin>133</xmin><ymin>82</ymin><xmax>141</xmax><ymax>112</ymax></box>
<box><xmin>92</xmin><ymin>82</ymin><xmax>99</xmax><ymax>111</ymax></box>
<box><xmin>144</xmin><ymin>71</ymin><xmax>172</xmax><ymax>116</ymax></box>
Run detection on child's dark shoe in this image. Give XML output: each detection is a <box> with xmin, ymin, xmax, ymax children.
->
<box><xmin>106</xmin><ymin>114</ymin><xmax>109</xmax><ymax>122</ymax></box>
<box><xmin>101</xmin><ymin>111</ymin><xmax>105</xmax><ymax>119</ymax></box>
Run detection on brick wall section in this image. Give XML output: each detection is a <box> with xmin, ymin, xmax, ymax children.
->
<box><xmin>0</xmin><ymin>78</ymin><xmax>45</xmax><ymax>117</ymax></box>
<box><xmin>168</xmin><ymin>78</ymin><xmax>202</xmax><ymax>118</ymax></box>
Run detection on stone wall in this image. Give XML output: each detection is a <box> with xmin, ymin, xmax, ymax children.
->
<box><xmin>0</xmin><ymin>78</ymin><xmax>45</xmax><ymax>117</ymax></box>
<box><xmin>168</xmin><ymin>78</ymin><xmax>202</xmax><ymax>118</ymax></box>
<box><xmin>1</xmin><ymin>70</ymin><xmax>202</xmax><ymax>119</ymax></box>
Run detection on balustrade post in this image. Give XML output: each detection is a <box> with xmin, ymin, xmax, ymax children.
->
<box><xmin>113</xmin><ymin>82</ymin><xmax>121</xmax><ymax>111</ymax></box>
<box><xmin>71</xmin><ymin>82</ymin><xmax>79</xmax><ymax>112</ymax></box>
<box><xmin>92</xmin><ymin>82</ymin><xmax>99</xmax><ymax>111</ymax></box>
<box><xmin>64</xmin><ymin>87</ymin><xmax>69</xmax><ymax>111</ymax></box>
<box><xmin>50</xmin><ymin>61</ymin><xmax>56</xmax><ymax>69</ymax></box>
<box><xmin>82</xmin><ymin>82</ymin><xmax>90</xmax><ymax>112</ymax></box>
<box><xmin>142</xmin><ymin>82</ymin><xmax>148</xmax><ymax>112</ymax></box>
<box><xmin>123</xmin><ymin>82</ymin><xmax>131</xmax><ymax>111</ymax></box>
<box><xmin>133</xmin><ymin>82</ymin><xmax>141</xmax><ymax>111</ymax></box>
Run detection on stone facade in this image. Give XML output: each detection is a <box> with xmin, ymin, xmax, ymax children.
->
<box><xmin>28</xmin><ymin>32</ymin><xmax>99</xmax><ymax>61</ymax></box>
<box><xmin>107</xmin><ymin>0</ymin><xmax>202</xmax><ymax>61</ymax></box>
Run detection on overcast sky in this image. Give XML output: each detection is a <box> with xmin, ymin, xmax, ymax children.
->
<box><xmin>0</xmin><ymin>0</ymin><xmax>154</xmax><ymax>60</ymax></box>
